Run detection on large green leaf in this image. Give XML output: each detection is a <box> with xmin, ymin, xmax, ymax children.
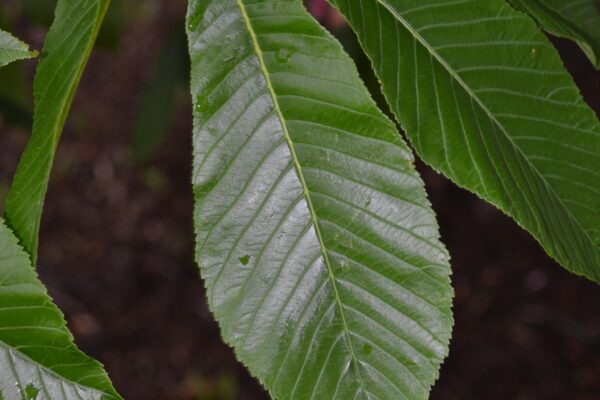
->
<box><xmin>0</xmin><ymin>218</ymin><xmax>120</xmax><ymax>400</ymax></box>
<box><xmin>0</xmin><ymin>29</ymin><xmax>36</xmax><ymax>69</ymax></box>
<box><xmin>4</xmin><ymin>0</ymin><xmax>110</xmax><ymax>263</ymax></box>
<box><xmin>507</xmin><ymin>0</ymin><xmax>600</xmax><ymax>69</ymax></box>
<box><xmin>329</xmin><ymin>0</ymin><xmax>600</xmax><ymax>282</ymax></box>
<box><xmin>188</xmin><ymin>0</ymin><xmax>453</xmax><ymax>399</ymax></box>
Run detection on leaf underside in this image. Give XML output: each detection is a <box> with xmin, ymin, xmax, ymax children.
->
<box><xmin>0</xmin><ymin>218</ymin><xmax>120</xmax><ymax>400</ymax></box>
<box><xmin>0</xmin><ymin>30</ymin><xmax>36</xmax><ymax>69</ymax></box>
<box><xmin>329</xmin><ymin>0</ymin><xmax>600</xmax><ymax>282</ymax></box>
<box><xmin>187</xmin><ymin>0</ymin><xmax>453</xmax><ymax>399</ymax></box>
<box><xmin>508</xmin><ymin>0</ymin><xmax>600</xmax><ymax>69</ymax></box>
<box><xmin>4</xmin><ymin>0</ymin><xmax>110</xmax><ymax>264</ymax></box>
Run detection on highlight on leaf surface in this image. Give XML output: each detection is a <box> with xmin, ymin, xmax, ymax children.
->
<box><xmin>0</xmin><ymin>29</ymin><xmax>36</xmax><ymax>69</ymax></box>
<box><xmin>187</xmin><ymin>0</ymin><xmax>453</xmax><ymax>399</ymax></box>
<box><xmin>0</xmin><ymin>218</ymin><xmax>121</xmax><ymax>400</ymax></box>
<box><xmin>329</xmin><ymin>0</ymin><xmax>600</xmax><ymax>283</ymax></box>
<box><xmin>507</xmin><ymin>0</ymin><xmax>600</xmax><ymax>69</ymax></box>
<box><xmin>4</xmin><ymin>0</ymin><xmax>111</xmax><ymax>264</ymax></box>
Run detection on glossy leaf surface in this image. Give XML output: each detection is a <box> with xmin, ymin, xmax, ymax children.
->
<box><xmin>0</xmin><ymin>218</ymin><xmax>120</xmax><ymax>400</ymax></box>
<box><xmin>188</xmin><ymin>0</ymin><xmax>453</xmax><ymax>399</ymax></box>
<box><xmin>330</xmin><ymin>0</ymin><xmax>600</xmax><ymax>282</ymax></box>
<box><xmin>0</xmin><ymin>29</ymin><xmax>36</xmax><ymax>68</ymax></box>
<box><xmin>508</xmin><ymin>0</ymin><xmax>600</xmax><ymax>69</ymax></box>
<box><xmin>4</xmin><ymin>0</ymin><xmax>110</xmax><ymax>263</ymax></box>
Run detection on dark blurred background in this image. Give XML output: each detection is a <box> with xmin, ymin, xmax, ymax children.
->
<box><xmin>1</xmin><ymin>1</ymin><xmax>599</xmax><ymax>399</ymax></box>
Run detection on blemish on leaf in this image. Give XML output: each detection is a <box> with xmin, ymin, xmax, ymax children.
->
<box><xmin>24</xmin><ymin>383</ymin><xmax>39</xmax><ymax>400</ymax></box>
<box><xmin>363</xmin><ymin>343</ymin><xmax>373</xmax><ymax>356</ymax></box>
<box><xmin>239</xmin><ymin>255</ymin><xmax>251</xmax><ymax>265</ymax></box>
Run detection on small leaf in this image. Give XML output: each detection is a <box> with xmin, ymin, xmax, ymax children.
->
<box><xmin>508</xmin><ymin>0</ymin><xmax>600</xmax><ymax>69</ymax></box>
<box><xmin>329</xmin><ymin>0</ymin><xmax>600</xmax><ymax>282</ymax></box>
<box><xmin>0</xmin><ymin>218</ymin><xmax>121</xmax><ymax>400</ymax></box>
<box><xmin>0</xmin><ymin>29</ymin><xmax>36</xmax><ymax>69</ymax></box>
<box><xmin>188</xmin><ymin>0</ymin><xmax>453</xmax><ymax>399</ymax></box>
<box><xmin>4</xmin><ymin>0</ymin><xmax>111</xmax><ymax>263</ymax></box>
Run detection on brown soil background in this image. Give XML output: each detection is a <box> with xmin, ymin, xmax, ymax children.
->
<box><xmin>1</xmin><ymin>1</ymin><xmax>599</xmax><ymax>399</ymax></box>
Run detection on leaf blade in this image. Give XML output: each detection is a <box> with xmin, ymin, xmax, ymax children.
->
<box><xmin>4</xmin><ymin>0</ymin><xmax>110</xmax><ymax>263</ymax></box>
<box><xmin>329</xmin><ymin>0</ymin><xmax>600</xmax><ymax>282</ymax></box>
<box><xmin>508</xmin><ymin>0</ymin><xmax>600</xmax><ymax>69</ymax></box>
<box><xmin>0</xmin><ymin>218</ymin><xmax>120</xmax><ymax>400</ymax></box>
<box><xmin>188</xmin><ymin>1</ymin><xmax>453</xmax><ymax>399</ymax></box>
<box><xmin>0</xmin><ymin>29</ymin><xmax>36</xmax><ymax>69</ymax></box>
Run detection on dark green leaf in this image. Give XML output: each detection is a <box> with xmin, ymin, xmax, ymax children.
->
<box><xmin>4</xmin><ymin>0</ymin><xmax>110</xmax><ymax>263</ymax></box>
<box><xmin>132</xmin><ymin>25</ymin><xmax>188</xmax><ymax>162</ymax></box>
<box><xmin>329</xmin><ymin>0</ymin><xmax>600</xmax><ymax>281</ymax></box>
<box><xmin>0</xmin><ymin>218</ymin><xmax>121</xmax><ymax>400</ymax></box>
<box><xmin>508</xmin><ymin>0</ymin><xmax>600</xmax><ymax>68</ymax></box>
<box><xmin>188</xmin><ymin>0</ymin><xmax>453</xmax><ymax>399</ymax></box>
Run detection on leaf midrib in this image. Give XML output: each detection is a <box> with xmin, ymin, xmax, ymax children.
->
<box><xmin>373</xmin><ymin>0</ymin><xmax>600</xmax><ymax>272</ymax></box>
<box><xmin>234</xmin><ymin>0</ymin><xmax>369</xmax><ymax>398</ymax></box>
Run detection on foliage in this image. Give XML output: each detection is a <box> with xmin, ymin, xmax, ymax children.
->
<box><xmin>187</xmin><ymin>0</ymin><xmax>452</xmax><ymax>398</ymax></box>
<box><xmin>4</xmin><ymin>0</ymin><xmax>110</xmax><ymax>263</ymax></box>
<box><xmin>0</xmin><ymin>1</ymin><xmax>118</xmax><ymax>399</ymax></box>
<box><xmin>508</xmin><ymin>0</ymin><xmax>600</xmax><ymax>69</ymax></box>
<box><xmin>0</xmin><ymin>0</ymin><xmax>599</xmax><ymax>398</ymax></box>
<box><xmin>0</xmin><ymin>218</ymin><xmax>120</xmax><ymax>400</ymax></box>
<box><xmin>329</xmin><ymin>0</ymin><xmax>600</xmax><ymax>282</ymax></box>
<box><xmin>0</xmin><ymin>29</ymin><xmax>36</xmax><ymax>68</ymax></box>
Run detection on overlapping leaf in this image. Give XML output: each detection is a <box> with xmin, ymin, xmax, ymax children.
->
<box><xmin>329</xmin><ymin>0</ymin><xmax>600</xmax><ymax>282</ymax></box>
<box><xmin>0</xmin><ymin>218</ymin><xmax>120</xmax><ymax>400</ymax></box>
<box><xmin>0</xmin><ymin>29</ymin><xmax>36</xmax><ymax>69</ymax></box>
<box><xmin>4</xmin><ymin>0</ymin><xmax>110</xmax><ymax>263</ymax></box>
<box><xmin>188</xmin><ymin>0</ymin><xmax>453</xmax><ymax>399</ymax></box>
<box><xmin>508</xmin><ymin>0</ymin><xmax>600</xmax><ymax>68</ymax></box>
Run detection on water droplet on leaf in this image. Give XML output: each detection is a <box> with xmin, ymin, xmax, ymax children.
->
<box><xmin>195</xmin><ymin>96</ymin><xmax>209</xmax><ymax>113</ymax></box>
<box><xmin>187</xmin><ymin>1</ymin><xmax>209</xmax><ymax>32</ymax></box>
<box><xmin>276</xmin><ymin>48</ymin><xmax>293</xmax><ymax>63</ymax></box>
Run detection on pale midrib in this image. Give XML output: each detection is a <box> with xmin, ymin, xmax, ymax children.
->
<box><xmin>0</xmin><ymin>339</ymin><xmax>109</xmax><ymax>399</ymax></box>
<box><xmin>374</xmin><ymin>0</ymin><xmax>600</xmax><ymax>269</ymax></box>
<box><xmin>234</xmin><ymin>0</ymin><xmax>369</xmax><ymax>398</ymax></box>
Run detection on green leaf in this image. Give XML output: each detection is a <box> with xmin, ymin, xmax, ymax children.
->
<box><xmin>507</xmin><ymin>0</ymin><xmax>600</xmax><ymax>69</ymax></box>
<box><xmin>0</xmin><ymin>218</ymin><xmax>120</xmax><ymax>400</ymax></box>
<box><xmin>188</xmin><ymin>1</ymin><xmax>453</xmax><ymax>399</ymax></box>
<box><xmin>132</xmin><ymin>25</ymin><xmax>188</xmax><ymax>162</ymax></box>
<box><xmin>4</xmin><ymin>0</ymin><xmax>110</xmax><ymax>263</ymax></box>
<box><xmin>328</xmin><ymin>0</ymin><xmax>600</xmax><ymax>281</ymax></box>
<box><xmin>0</xmin><ymin>29</ymin><xmax>36</xmax><ymax>69</ymax></box>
